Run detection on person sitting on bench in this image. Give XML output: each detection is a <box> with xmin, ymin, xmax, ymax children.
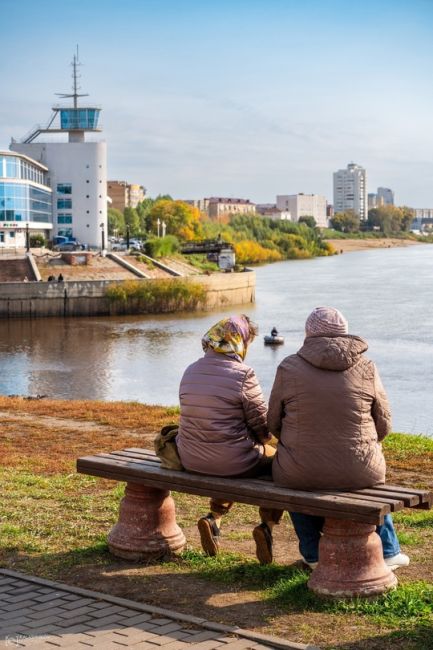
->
<box><xmin>176</xmin><ymin>314</ymin><xmax>283</xmax><ymax>564</ymax></box>
<box><xmin>268</xmin><ymin>306</ymin><xmax>409</xmax><ymax>571</ymax></box>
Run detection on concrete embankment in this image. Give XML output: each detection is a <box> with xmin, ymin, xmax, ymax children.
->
<box><xmin>0</xmin><ymin>271</ymin><xmax>256</xmax><ymax>318</ymax></box>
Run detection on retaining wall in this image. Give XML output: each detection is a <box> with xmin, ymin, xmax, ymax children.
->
<box><xmin>0</xmin><ymin>271</ymin><xmax>255</xmax><ymax>319</ymax></box>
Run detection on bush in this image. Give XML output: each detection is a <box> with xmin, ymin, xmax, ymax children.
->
<box><xmin>105</xmin><ymin>278</ymin><xmax>206</xmax><ymax>313</ymax></box>
<box><xmin>30</xmin><ymin>234</ymin><xmax>46</xmax><ymax>248</ymax></box>
<box><xmin>144</xmin><ymin>235</ymin><xmax>180</xmax><ymax>258</ymax></box>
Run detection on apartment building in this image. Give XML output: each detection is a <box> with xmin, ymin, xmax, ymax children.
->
<box><xmin>275</xmin><ymin>193</ymin><xmax>328</xmax><ymax>227</ymax></box>
<box><xmin>206</xmin><ymin>197</ymin><xmax>256</xmax><ymax>219</ymax></box>
<box><xmin>107</xmin><ymin>181</ymin><xmax>146</xmax><ymax>211</ymax></box>
<box><xmin>333</xmin><ymin>163</ymin><xmax>367</xmax><ymax>220</ymax></box>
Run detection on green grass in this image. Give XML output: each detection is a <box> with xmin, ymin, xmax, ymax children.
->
<box><xmin>384</xmin><ymin>432</ymin><xmax>433</xmax><ymax>457</ymax></box>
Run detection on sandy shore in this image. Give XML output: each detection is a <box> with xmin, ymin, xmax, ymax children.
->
<box><xmin>326</xmin><ymin>237</ymin><xmax>422</xmax><ymax>253</ymax></box>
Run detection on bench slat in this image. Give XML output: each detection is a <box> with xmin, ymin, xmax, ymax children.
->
<box><xmin>108</xmin><ymin>450</ymin><xmax>419</xmax><ymax>509</ymax></box>
<box><xmin>77</xmin><ymin>454</ymin><xmax>390</xmax><ymax>524</ymax></box>
<box><xmin>77</xmin><ymin>462</ymin><xmax>388</xmax><ymax>524</ymax></box>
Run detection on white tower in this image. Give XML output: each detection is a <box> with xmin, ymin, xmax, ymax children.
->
<box><xmin>11</xmin><ymin>50</ymin><xmax>107</xmax><ymax>249</ymax></box>
<box><xmin>333</xmin><ymin>163</ymin><xmax>367</xmax><ymax>221</ymax></box>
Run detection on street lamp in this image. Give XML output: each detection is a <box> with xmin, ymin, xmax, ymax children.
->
<box><xmin>126</xmin><ymin>224</ymin><xmax>130</xmax><ymax>249</ymax></box>
<box><xmin>25</xmin><ymin>223</ymin><xmax>30</xmax><ymax>252</ymax></box>
<box><xmin>100</xmin><ymin>222</ymin><xmax>105</xmax><ymax>251</ymax></box>
<box><xmin>162</xmin><ymin>220</ymin><xmax>167</xmax><ymax>238</ymax></box>
<box><xmin>156</xmin><ymin>218</ymin><xmax>161</xmax><ymax>238</ymax></box>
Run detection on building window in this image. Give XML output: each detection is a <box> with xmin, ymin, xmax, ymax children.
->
<box><xmin>57</xmin><ymin>184</ymin><xmax>72</xmax><ymax>194</ymax></box>
<box><xmin>57</xmin><ymin>198</ymin><xmax>72</xmax><ymax>209</ymax></box>
<box><xmin>57</xmin><ymin>214</ymin><xmax>73</xmax><ymax>224</ymax></box>
<box><xmin>0</xmin><ymin>232</ymin><xmax>4</xmax><ymax>243</ymax></box>
<box><xmin>9</xmin><ymin>231</ymin><xmax>15</xmax><ymax>238</ymax></box>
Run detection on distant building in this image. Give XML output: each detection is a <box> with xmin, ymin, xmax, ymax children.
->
<box><xmin>206</xmin><ymin>197</ymin><xmax>256</xmax><ymax>219</ymax></box>
<box><xmin>368</xmin><ymin>193</ymin><xmax>378</xmax><ymax>210</ymax></box>
<box><xmin>276</xmin><ymin>193</ymin><xmax>327</xmax><ymax>227</ymax></box>
<box><xmin>10</xmin><ymin>52</ymin><xmax>107</xmax><ymax>248</ymax></box>
<box><xmin>411</xmin><ymin>208</ymin><xmax>433</xmax><ymax>233</ymax></box>
<box><xmin>333</xmin><ymin>163</ymin><xmax>367</xmax><ymax>221</ymax></box>
<box><xmin>377</xmin><ymin>187</ymin><xmax>394</xmax><ymax>206</ymax></box>
<box><xmin>0</xmin><ymin>151</ymin><xmax>53</xmax><ymax>248</ymax></box>
<box><xmin>107</xmin><ymin>181</ymin><xmax>146</xmax><ymax>212</ymax></box>
<box><xmin>256</xmin><ymin>204</ymin><xmax>291</xmax><ymax>220</ymax></box>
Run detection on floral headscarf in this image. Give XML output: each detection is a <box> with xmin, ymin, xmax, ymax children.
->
<box><xmin>201</xmin><ymin>315</ymin><xmax>254</xmax><ymax>362</ymax></box>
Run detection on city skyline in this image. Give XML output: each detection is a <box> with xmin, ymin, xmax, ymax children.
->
<box><xmin>2</xmin><ymin>0</ymin><xmax>433</xmax><ymax>206</ymax></box>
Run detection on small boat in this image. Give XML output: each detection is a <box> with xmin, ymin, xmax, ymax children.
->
<box><xmin>264</xmin><ymin>334</ymin><xmax>284</xmax><ymax>345</ymax></box>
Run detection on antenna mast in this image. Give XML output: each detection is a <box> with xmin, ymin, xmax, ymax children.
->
<box><xmin>56</xmin><ymin>46</ymin><xmax>89</xmax><ymax>107</ymax></box>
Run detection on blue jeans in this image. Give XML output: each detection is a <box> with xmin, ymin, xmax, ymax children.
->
<box><xmin>289</xmin><ymin>512</ymin><xmax>401</xmax><ymax>563</ymax></box>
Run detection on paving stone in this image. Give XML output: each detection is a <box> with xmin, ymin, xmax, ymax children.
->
<box><xmin>184</xmin><ymin>632</ymin><xmax>222</xmax><ymax>644</ymax></box>
<box><xmin>35</xmin><ymin>592</ymin><xmax>66</xmax><ymax>603</ymax></box>
<box><xmin>55</xmin><ymin>615</ymin><xmax>94</xmax><ymax>628</ymax></box>
<box><xmin>149</xmin><ymin>619</ymin><xmax>173</xmax><ymax>626</ymax></box>
<box><xmin>60</xmin><ymin>599</ymin><xmax>96</xmax><ymax>611</ymax></box>
<box><xmin>28</xmin><ymin>607</ymin><xmax>71</xmax><ymax>619</ymax></box>
<box><xmin>148</xmin><ymin>623</ymin><xmax>183</xmax><ymax>635</ymax></box>
<box><xmin>221</xmin><ymin>640</ymin><xmax>258</xmax><ymax>650</ymax></box>
<box><xmin>86</xmin><ymin>605</ymin><xmax>128</xmax><ymax>618</ymax></box>
<box><xmin>32</xmin><ymin>599</ymin><xmax>71</xmax><ymax>611</ymax></box>
<box><xmin>186</xmin><ymin>641</ymin><xmax>225</xmax><ymax>650</ymax></box>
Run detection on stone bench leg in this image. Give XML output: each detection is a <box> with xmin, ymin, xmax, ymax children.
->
<box><xmin>307</xmin><ymin>517</ymin><xmax>398</xmax><ymax>597</ymax></box>
<box><xmin>108</xmin><ymin>482</ymin><xmax>186</xmax><ymax>560</ymax></box>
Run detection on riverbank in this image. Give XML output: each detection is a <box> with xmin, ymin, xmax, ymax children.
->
<box><xmin>0</xmin><ymin>397</ymin><xmax>432</xmax><ymax>650</ymax></box>
<box><xmin>326</xmin><ymin>237</ymin><xmax>422</xmax><ymax>254</ymax></box>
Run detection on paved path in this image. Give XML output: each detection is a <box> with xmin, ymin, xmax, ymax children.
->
<box><xmin>0</xmin><ymin>570</ymin><xmax>318</xmax><ymax>650</ymax></box>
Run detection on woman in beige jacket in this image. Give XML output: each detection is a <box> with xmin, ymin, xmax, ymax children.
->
<box><xmin>268</xmin><ymin>306</ymin><xmax>409</xmax><ymax>571</ymax></box>
<box><xmin>177</xmin><ymin>315</ymin><xmax>282</xmax><ymax>563</ymax></box>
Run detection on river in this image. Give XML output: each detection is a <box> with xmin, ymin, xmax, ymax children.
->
<box><xmin>0</xmin><ymin>244</ymin><xmax>432</xmax><ymax>436</ymax></box>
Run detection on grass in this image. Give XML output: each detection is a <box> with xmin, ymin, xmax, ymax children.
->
<box><xmin>0</xmin><ymin>397</ymin><xmax>432</xmax><ymax>649</ymax></box>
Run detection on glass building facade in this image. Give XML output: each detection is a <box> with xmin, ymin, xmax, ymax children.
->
<box><xmin>60</xmin><ymin>108</ymin><xmax>100</xmax><ymax>130</ymax></box>
<box><xmin>0</xmin><ymin>154</ymin><xmax>52</xmax><ymax>223</ymax></box>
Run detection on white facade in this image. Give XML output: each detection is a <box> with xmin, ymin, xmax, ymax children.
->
<box><xmin>12</xmin><ymin>142</ymin><xmax>107</xmax><ymax>248</ymax></box>
<box><xmin>333</xmin><ymin>163</ymin><xmax>367</xmax><ymax>220</ymax></box>
<box><xmin>276</xmin><ymin>194</ymin><xmax>328</xmax><ymax>227</ymax></box>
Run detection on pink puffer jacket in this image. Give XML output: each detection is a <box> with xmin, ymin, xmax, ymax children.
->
<box><xmin>177</xmin><ymin>350</ymin><xmax>269</xmax><ymax>476</ymax></box>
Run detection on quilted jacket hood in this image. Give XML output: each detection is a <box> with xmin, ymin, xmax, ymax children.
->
<box><xmin>297</xmin><ymin>334</ymin><xmax>368</xmax><ymax>371</ymax></box>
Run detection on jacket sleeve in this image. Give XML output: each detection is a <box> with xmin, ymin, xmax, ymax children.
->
<box><xmin>267</xmin><ymin>365</ymin><xmax>285</xmax><ymax>439</ymax></box>
<box><xmin>241</xmin><ymin>368</ymin><xmax>270</xmax><ymax>442</ymax></box>
<box><xmin>371</xmin><ymin>365</ymin><xmax>392</xmax><ymax>441</ymax></box>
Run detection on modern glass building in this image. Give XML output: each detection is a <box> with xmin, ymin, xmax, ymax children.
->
<box><xmin>0</xmin><ymin>152</ymin><xmax>53</xmax><ymax>247</ymax></box>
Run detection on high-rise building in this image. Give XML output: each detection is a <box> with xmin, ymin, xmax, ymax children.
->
<box><xmin>10</xmin><ymin>52</ymin><xmax>107</xmax><ymax>248</ymax></box>
<box><xmin>275</xmin><ymin>193</ymin><xmax>328</xmax><ymax>227</ymax></box>
<box><xmin>377</xmin><ymin>187</ymin><xmax>394</xmax><ymax>206</ymax></box>
<box><xmin>333</xmin><ymin>163</ymin><xmax>367</xmax><ymax>220</ymax></box>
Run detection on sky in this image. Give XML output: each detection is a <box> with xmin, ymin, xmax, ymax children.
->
<box><xmin>2</xmin><ymin>0</ymin><xmax>433</xmax><ymax>206</ymax></box>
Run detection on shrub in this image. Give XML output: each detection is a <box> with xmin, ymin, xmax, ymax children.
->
<box><xmin>105</xmin><ymin>278</ymin><xmax>206</xmax><ymax>313</ymax></box>
<box><xmin>144</xmin><ymin>235</ymin><xmax>180</xmax><ymax>258</ymax></box>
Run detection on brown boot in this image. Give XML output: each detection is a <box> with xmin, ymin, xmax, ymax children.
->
<box><xmin>253</xmin><ymin>522</ymin><xmax>273</xmax><ymax>565</ymax></box>
<box><xmin>197</xmin><ymin>514</ymin><xmax>220</xmax><ymax>556</ymax></box>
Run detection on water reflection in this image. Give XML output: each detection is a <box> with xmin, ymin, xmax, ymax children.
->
<box><xmin>0</xmin><ymin>244</ymin><xmax>432</xmax><ymax>435</ymax></box>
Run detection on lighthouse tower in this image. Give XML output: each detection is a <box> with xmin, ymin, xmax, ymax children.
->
<box><xmin>11</xmin><ymin>50</ymin><xmax>107</xmax><ymax>248</ymax></box>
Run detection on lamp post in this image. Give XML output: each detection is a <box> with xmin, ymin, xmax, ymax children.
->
<box><xmin>25</xmin><ymin>223</ymin><xmax>30</xmax><ymax>252</ymax></box>
<box><xmin>126</xmin><ymin>224</ymin><xmax>130</xmax><ymax>249</ymax></box>
<box><xmin>100</xmin><ymin>222</ymin><xmax>105</xmax><ymax>251</ymax></box>
<box><xmin>157</xmin><ymin>218</ymin><xmax>161</xmax><ymax>238</ymax></box>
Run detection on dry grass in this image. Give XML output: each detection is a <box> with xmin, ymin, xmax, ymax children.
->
<box><xmin>0</xmin><ymin>397</ymin><xmax>432</xmax><ymax>650</ymax></box>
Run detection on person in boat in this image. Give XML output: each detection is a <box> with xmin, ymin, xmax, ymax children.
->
<box><xmin>270</xmin><ymin>326</ymin><xmax>278</xmax><ymax>337</ymax></box>
<box><xmin>176</xmin><ymin>315</ymin><xmax>283</xmax><ymax>563</ymax></box>
<box><xmin>267</xmin><ymin>306</ymin><xmax>409</xmax><ymax>570</ymax></box>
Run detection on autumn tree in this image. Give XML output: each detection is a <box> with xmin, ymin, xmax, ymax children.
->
<box><xmin>330</xmin><ymin>210</ymin><xmax>360</xmax><ymax>233</ymax></box>
<box><xmin>148</xmin><ymin>199</ymin><xmax>203</xmax><ymax>240</ymax></box>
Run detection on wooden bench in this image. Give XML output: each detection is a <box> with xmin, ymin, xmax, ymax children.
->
<box><xmin>77</xmin><ymin>447</ymin><xmax>432</xmax><ymax>598</ymax></box>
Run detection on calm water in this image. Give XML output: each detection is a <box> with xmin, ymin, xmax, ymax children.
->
<box><xmin>1</xmin><ymin>244</ymin><xmax>432</xmax><ymax>436</ymax></box>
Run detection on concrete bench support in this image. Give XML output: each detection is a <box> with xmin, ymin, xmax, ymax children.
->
<box><xmin>308</xmin><ymin>518</ymin><xmax>397</xmax><ymax>597</ymax></box>
<box><xmin>108</xmin><ymin>482</ymin><xmax>186</xmax><ymax>560</ymax></box>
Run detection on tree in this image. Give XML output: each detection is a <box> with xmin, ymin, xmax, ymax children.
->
<box><xmin>298</xmin><ymin>216</ymin><xmax>316</xmax><ymax>229</ymax></box>
<box><xmin>148</xmin><ymin>200</ymin><xmax>203</xmax><ymax>240</ymax></box>
<box><xmin>330</xmin><ymin>210</ymin><xmax>360</xmax><ymax>233</ymax></box>
<box><xmin>107</xmin><ymin>208</ymin><xmax>125</xmax><ymax>235</ymax></box>
<box><xmin>123</xmin><ymin>207</ymin><xmax>140</xmax><ymax>236</ymax></box>
<box><xmin>367</xmin><ymin>206</ymin><xmax>411</xmax><ymax>234</ymax></box>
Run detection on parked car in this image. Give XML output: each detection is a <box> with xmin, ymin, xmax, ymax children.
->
<box><xmin>53</xmin><ymin>242</ymin><xmax>86</xmax><ymax>252</ymax></box>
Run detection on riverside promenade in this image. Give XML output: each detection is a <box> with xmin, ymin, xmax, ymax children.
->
<box><xmin>0</xmin><ymin>570</ymin><xmax>317</xmax><ymax>650</ymax></box>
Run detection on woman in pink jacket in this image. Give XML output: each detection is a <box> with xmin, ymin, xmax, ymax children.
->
<box><xmin>177</xmin><ymin>315</ymin><xmax>283</xmax><ymax>563</ymax></box>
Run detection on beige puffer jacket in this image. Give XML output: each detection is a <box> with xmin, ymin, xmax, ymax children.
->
<box><xmin>177</xmin><ymin>350</ymin><xmax>269</xmax><ymax>476</ymax></box>
<box><xmin>269</xmin><ymin>335</ymin><xmax>392</xmax><ymax>490</ymax></box>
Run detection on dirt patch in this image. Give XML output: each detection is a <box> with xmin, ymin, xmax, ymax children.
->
<box><xmin>326</xmin><ymin>238</ymin><xmax>422</xmax><ymax>254</ymax></box>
